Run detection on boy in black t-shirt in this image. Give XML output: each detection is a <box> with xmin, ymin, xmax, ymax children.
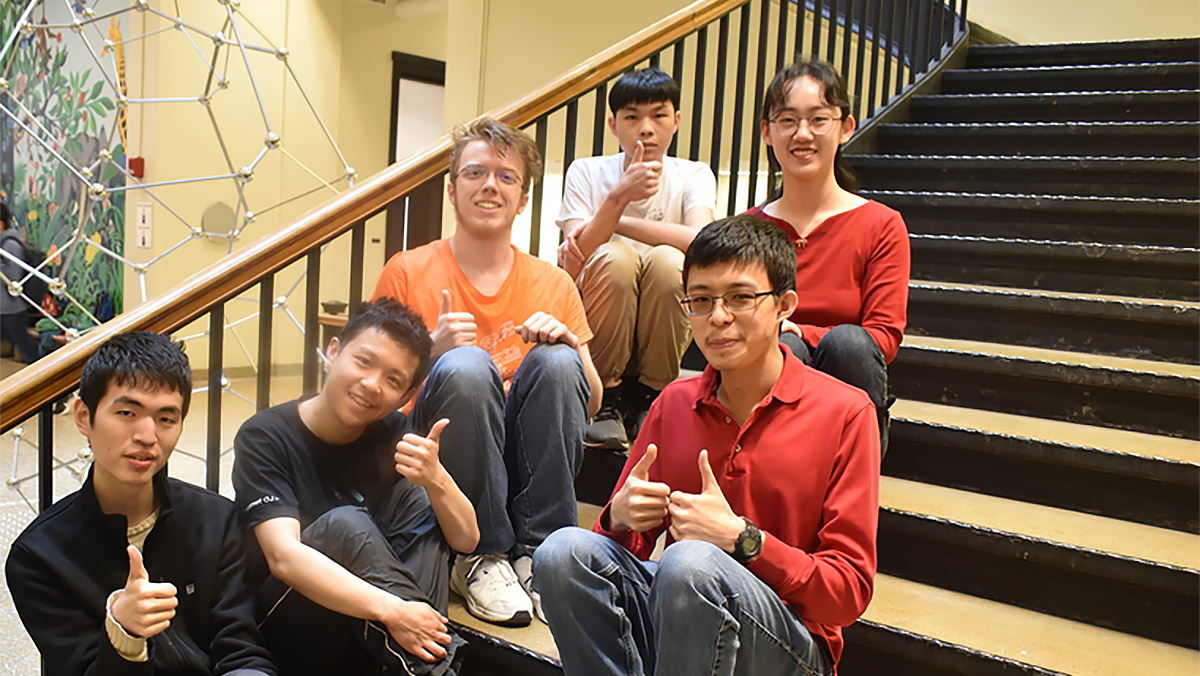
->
<box><xmin>233</xmin><ymin>299</ymin><xmax>478</xmax><ymax>675</ymax></box>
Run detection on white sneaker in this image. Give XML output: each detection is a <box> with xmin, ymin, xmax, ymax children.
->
<box><xmin>451</xmin><ymin>554</ymin><xmax>533</xmax><ymax>627</ymax></box>
<box><xmin>512</xmin><ymin>555</ymin><xmax>546</xmax><ymax>624</ymax></box>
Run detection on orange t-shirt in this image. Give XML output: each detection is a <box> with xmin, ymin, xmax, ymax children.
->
<box><xmin>371</xmin><ymin>239</ymin><xmax>593</xmax><ymax>386</ymax></box>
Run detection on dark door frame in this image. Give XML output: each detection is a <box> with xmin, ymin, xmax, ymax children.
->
<box><xmin>387</xmin><ymin>52</ymin><xmax>447</xmax><ymax>256</ymax></box>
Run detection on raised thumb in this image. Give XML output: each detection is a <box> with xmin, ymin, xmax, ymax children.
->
<box><xmin>698</xmin><ymin>449</ymin><xmax>719</xmax><ymax>492</ymax></box>
<box><xmin>630</xmin><ymin>443</ymin><xmax>657</xmax><ymax>480</ymax></box>
<box><xmin>633</xmin><ymin>140</ymin><xmax>645</xmax><ymax>164</ymax></box>
<box><xmin>427</xmin><ymin>418</ymin><xmax>450</xmax><ymax>443</ymax></box>
<box><xmin>127</xmin><ymin>545</ymin><xmax>148</xmax><ymax>584</ymax></box>
<box><xmin>440</xmin><ymin>289</ymin><xmax>452</xmax><ymax>315</ymax></box>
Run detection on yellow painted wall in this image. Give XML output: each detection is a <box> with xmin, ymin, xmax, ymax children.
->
<box><xmin>970</xmin><ymin>0</ymin><xmax>1200</xmax><ymax>44</ymax></box>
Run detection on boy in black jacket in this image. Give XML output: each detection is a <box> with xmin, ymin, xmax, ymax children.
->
<box><xmin>5</xmin><ymin>331</ymin><xmax>275</xmax><ymax>676</ymax></box>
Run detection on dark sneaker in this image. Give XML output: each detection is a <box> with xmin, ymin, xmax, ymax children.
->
<box><xmin>622</xmin><ymin>380</ymin><xmax>661</xmax><ymax>441</ymax></box>
<box><xmin>584</xmin><ymin>388</ymin><xmax>629</xmax><ymax>451</ymax></box>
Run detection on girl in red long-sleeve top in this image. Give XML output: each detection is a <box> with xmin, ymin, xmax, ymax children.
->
<box><xmin>748</xmin><ymin>60</ymin><xmax>910</xmax><ymax>456</ymax></box>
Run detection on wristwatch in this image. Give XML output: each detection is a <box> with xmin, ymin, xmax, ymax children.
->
<box><xmin>731</xmin><ymin>517</ymin><xmax>763</xmax><ymax>562</ymax></box>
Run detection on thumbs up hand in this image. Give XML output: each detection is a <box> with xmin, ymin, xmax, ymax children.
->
<box><xmin>667</xmin><ymin>450</ymin><xmax>743</xmax><ymax>552</ymax></box>
<box><xmin>616</xmin><ymin>140</ymin><xmax>662</xmax><ymax>203</ymax></box>
<box><xmin>432</xmin><ymin>289</ymin><xmax>476</xmax><ymax>358</ymax></box>
<box><xmin>110</xmin><ymin>545</ymin><xmax>178</xmax><ymax>638</ymax></box>
<box><xmin>395</xmin><ymin>418</ymin><xmax>451</xmax><ymax>489</ymax></box>
<box><xmin>609</xmin><ymin>444</ymin><xmax>672</xmax><ymax>533</ymax></box>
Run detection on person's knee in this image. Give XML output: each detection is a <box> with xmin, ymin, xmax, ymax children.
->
<box><xmin>653</xmin><ymin>540</ymin><xmax>729</xmax><ymax>612</ymax></box>
<box><xmin>426</xmin><ymin>346</ymin><xmax>500</xmax><ymax>393</ymax></box>
<box><xmin>302</xmin><ymin>506</ymin><xmax>376</xmax><ymax>552</ymax></box>
<box><xmin>525</xmin><ymin>343</ymin><xmax>584</xmax><ymax>380</ymax></box>
<box><xmin>584</xmin><ymin>241</ymin><xmax>640</xmax><ymax>287</ymax></box>
<box><xmin>817</xmin><ymin>324</ymin><xmax>879</xmax><ymax>363</ymax></box>
<box><xmin>641</xmin><ymin>246</ymin><xmax>684</xmax><ymax>285</ymax></box>
<box><xmin>533</xmin><ymin>527</ymin><xmax>601</xmax><ymax>592</ymax></box>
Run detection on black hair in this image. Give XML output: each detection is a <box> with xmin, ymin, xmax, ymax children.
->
<box><xmin>79</xmin><ymin>331</ymin><xmax>193</xmax><ymax>422</ymax></box>
<box><xmin>683</xmin><ymin>215</ymin><xmax>797</xmax><ymax>295</ymax></box>
<box><xmin>339</xmin><ymin>298</ymin><xmax>434</xmax><ymax>388</ymax></box>
<box><xmin>608</xmin><ymin>67</ymin><xmax>681</xmax><ymax>114</ymax></box>
<box><xmin>762</xmin><ymin>60</ymin><xmax>859</xmax><ymax>192</ymax></box>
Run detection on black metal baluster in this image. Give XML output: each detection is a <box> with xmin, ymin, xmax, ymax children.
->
<box><xmin>206</xmin><ymin>306</ymin><xmax>223</xmax><ymax>492</ymax></box>
<box><xmin>841</xmin><ymin>0</ymin><xmax>855</xmax><ymax>79</ymax></box>
<box><xmin>931</xmin><ymin>0</ymin><xmax>943</xmax><ymax>58</ymax></box>
<box><xmin>826</xmin><ymin>0</ymin><xmax>840</xmax><ymax>63</ymax></box>
<box><xmin>670</xmin><ymin>39</ymin><xmax>685</xmax><ymax>157</ymax></box>
<box><xmin>794</xmin><ymin>0</ymin><xmax>806</xmax><ymax>60</ymax></box>
<box><xmin>948</xmin><ymin>0</ymin><xmax>959</xmax><ymax>41</ymax></box>
<box><xmin>776</xmin><ymin>0</ymin><xmax>791</xmax><ymax>69</ymax></box>
<box><xmin>921</xmin><ymin>0</ymin><xmax>934</xmax><ymax>72</ymax></box>
<box><xmin>868</xmin><ymin>0</ymin><xmax>884</xmax><ymax>117</ymax></box>
<box><xmin>747</xmin><ymin>0</ymin><xmax>771</xmax><ymax>210</ymax></box>
<box><xmin>593</xmin><ymin>83</ymin><xmax>608</xmax><ymax>158</ymax></box>
<box><xmin>256</xmin><ymin>275</ymin><xmax>273</xmax><ymax>412</ymax></box>
<box><xmin>853</xmin><ymin>0</ymin><xmax>868</xmax><ymax>119</ymax></box>
<box><xmin>896</xmin><ymin>0</ymin><xmax>911</xmax><ymax>92</ymax></box>
<box><xmin>530</xmin><ymin>117</ymin><xmax>548</xmax><ymax>256</ymax></box>
<box><xmin>38</xmin><ymin>405</ymin><xmax>52</xmax><ymax>512</ymax></box>
<box><xmin>710</xmin><ymin>16</ymin><xmax>730</xmax><ymax>199</ymax></box>
<box><xmin>959</xmin><ymin>0</ymin><xmax>968</xmax><ymax>34</ymax></box>
<box><xmin>884</xmin><ymin>0</ymin><xmax>898</xmax><ymax>97</ymax></box>
<box><xmin>811</xmin><ymin>0</ymin><xmax>823</xmax><ymax>58</ymax></box>
<box><xmin>649</xmin><ymin>51</ymin><xmax>661</xmax><ymax>69</ymax></box>
<box><xmin>728</xmin><ymin>5</ymin><xmax>751</xmax><ymax>213</ymax></box>
<box><xmin>690</xmin><ymin>26</ymin><xmax>708</xmax><ymax>161</ymax></box>
<box><xmin>303</xmin><ymin>249</ymin><xmax>320</xmax><ymax>396</ymax></box>
<box><xmin>563</xmin><ymin>100</ymin><xmax>579</xmax><ymax>182</ymax></box>
<box><xmin>349</xmin><ymin>222</ymin><xmax>364</xmax><ymax>316</ymax></box>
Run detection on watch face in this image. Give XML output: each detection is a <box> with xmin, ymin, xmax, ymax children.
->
<box><xmin>735</xmin><ymin>519</ymin><xmax>763</xmax><ymax>561</ymax></box>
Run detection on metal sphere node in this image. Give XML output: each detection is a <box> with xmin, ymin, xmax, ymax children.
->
<box><xmin>264</xmin><ymin>132</ymin><xmax>280</xmax><ymax>148</ymax></box>
<box><xmin>237</xmin><ymin>166</ymin><xmax>254</xmax><ymax>182</ymax></box>
<box><xmin>87</xmin><ymin>183</ymin><xmax>107</xmax><ymax>197</ymax></box>
<box><xmin>49</xmin><ymin>279</ymin><xmax>66</xmax><ymax>295</ymax></box>
<box><xmin>275</xmin><ymin>46</ymin><xmax>289</xmax><ymax>61</ymax></box>
<box><xmin>7</xmin><ymin>281</ymin><xmax>22</xmax><ymax>297</ymax></box>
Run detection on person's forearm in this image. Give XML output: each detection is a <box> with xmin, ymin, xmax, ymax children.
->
<box><xmin>614</xmin><ymin>216</ymin><xmax>702</xmax><ymax>251</ymax></box>
<box><xmin>424</xmin><ymin>471</ymin><xmax>480</xmax><ymax>553</ymax></box>
<box><xmin>580</xmin><ymin>346</ymin><xmax>602</xmax><ymax>417</ymax></box>
<box><xmin>268</xmin><ymin>541</ymin><xmax>400</xmax><ymax>622</ymax></box>
<box><xmin>575</xmin><ymin>191</ymin><xmax>630</xmax><ymax>259</ymax></box>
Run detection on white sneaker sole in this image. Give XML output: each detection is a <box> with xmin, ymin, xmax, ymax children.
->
<box><xmin>451</xmin><ymin>567</ymin><xmax>533</xmax><ymax>627</ymax></box>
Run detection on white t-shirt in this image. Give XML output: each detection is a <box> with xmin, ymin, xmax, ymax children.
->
<box><xmin>556</xmin><ymin>153</ymin><xmax>718</xmax><ymax>256</ymax></box>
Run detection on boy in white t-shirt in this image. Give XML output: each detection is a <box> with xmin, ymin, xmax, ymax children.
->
<box><xmin>557</xmin><ymin>67</ymin><xmax>717</xmax><ymax>451</ymax></box>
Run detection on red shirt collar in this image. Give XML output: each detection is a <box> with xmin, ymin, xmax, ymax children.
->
<box><xmin>694</xmin><ymin>343</ymin><xmax>806</xmax><ymax>411</ymax></box>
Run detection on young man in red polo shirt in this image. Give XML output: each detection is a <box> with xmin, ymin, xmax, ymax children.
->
<box><xmin>534</xmin><ymin>215</ymin><xmax>879</xmax><ymax>675</ymax></box>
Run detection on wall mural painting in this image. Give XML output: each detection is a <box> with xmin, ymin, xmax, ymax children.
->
<box><xmin>1</xmin><ymin>0</ymin><xmax>127</xmax><ymax>337</ymax></box>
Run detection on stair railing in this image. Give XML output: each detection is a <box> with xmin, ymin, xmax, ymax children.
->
<box><xmin>1</xmin><ymin>0</ymin><xmax>968</xmax><ymax>510</ymax></box>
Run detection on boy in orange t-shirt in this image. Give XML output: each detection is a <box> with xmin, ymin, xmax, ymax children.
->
<box><xmin>372</xmin><ymin>118</ymin><xmax>602</xmax><ymax>627</ymax></box>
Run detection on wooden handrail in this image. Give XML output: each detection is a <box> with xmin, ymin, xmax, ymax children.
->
<box><xmin>0</xmin><ymin>0</ymin><xmax>749</xmax><ymax>429</ymax></box>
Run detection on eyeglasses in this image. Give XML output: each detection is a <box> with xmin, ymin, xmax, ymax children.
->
<box><xmin>768</xmin><ymin>114</ymin><xmax>843</xmax><ymax>136</ymax></box>
<box><xmin>681</xmin><ymin>290</ymin><xmax>777</xmax><ymax>316</ymax></box>
<box><xmin>457</xmin><ymin>164</ymin><xmax>522</xmax><ymax>186</ymax></box>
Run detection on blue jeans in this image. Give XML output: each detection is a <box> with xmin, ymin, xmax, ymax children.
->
<box><xmin>412</xmin><ymin>344</ymin><xmax>589</xmax><ymax>556</ymax></box>
<box><xmin>781</xmin><ymin>324</ymin><xmax>890</xmax><ymax>457</ymax></box>
<box><xmin>534</xmin><ymin>528</ymin><xmax>832</xmax><ymax>676</ymax></box>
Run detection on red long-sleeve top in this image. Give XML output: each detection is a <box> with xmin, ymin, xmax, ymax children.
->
<box><xmin>747</xmin><ymin>201</ymin><xmax>910</xmax><ymax>363</ymax></box>
<box><xmin>595</xmin><ymin>346</ymin><xmax>880</xmax><ymax>669</ymax></box>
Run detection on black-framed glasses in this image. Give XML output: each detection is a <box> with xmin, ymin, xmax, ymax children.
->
<box><xmin>768</xmin><ymin>114</ymin><xmax>843</xmax><ymax>136</ymax></box>
<box><xmin>456</xmin><ymin>164</ymin><xmax>522</xmax><ymax>186</ymax></box>
<box><xmin>681</xmin><ymin>290</ymin><xmax>777</xmax><ymax>316</ymax></box>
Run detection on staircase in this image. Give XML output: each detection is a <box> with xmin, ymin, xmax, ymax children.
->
<box><xmin>843</xmin><ymin>38</ymin><xmax>1200</xmax><ymax>675</ymax></box>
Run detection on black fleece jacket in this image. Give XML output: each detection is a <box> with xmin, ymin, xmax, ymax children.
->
<box><xmin>5</xmin><ymin>469</ymin><xmax>276</xmax><ymax>676</ymax></box>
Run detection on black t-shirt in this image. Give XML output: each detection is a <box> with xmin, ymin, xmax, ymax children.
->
<box><xmin>233</xmin><ymin>400</ymin><xmax>425</xmax><ymax>531</ymax></box>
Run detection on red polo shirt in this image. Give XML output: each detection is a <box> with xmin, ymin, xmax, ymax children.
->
<box><xmin>595</xmin><ymin>346</ymin><xmax>880</xmax><ymax>669</ymax></box>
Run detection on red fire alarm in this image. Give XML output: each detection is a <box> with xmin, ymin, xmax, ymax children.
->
<box><xmin>129</xmin><ymin>157</ymin><xmax>145</xmax><ymax>178</ymax></box>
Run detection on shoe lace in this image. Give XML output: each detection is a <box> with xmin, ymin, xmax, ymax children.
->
<box><xmin>466</xmin><ymin>555</ymin><xmax>518</xmax><ymax>588</ymax></box>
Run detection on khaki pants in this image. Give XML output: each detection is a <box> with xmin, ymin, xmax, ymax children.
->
<box><xmin>576</xmin><ymin>241</ymin><xmax>691</xmax><ymax>391</ymax></box>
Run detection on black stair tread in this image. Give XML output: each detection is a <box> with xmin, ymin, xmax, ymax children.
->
<box><xmin>892</xmin><ymin>399</ymin><xmax>1199</xmax><ymax>468</ymax></box>
<box><xmin>909</xmin><ymin>233</ymin><xmax>1197</xmax><ymax>262</ymax></box>
<box><xmin>908</xmin><ymin>91</ymin><xmax>1200</xmax><ymax>123</ymax></box>
<box><xmin>863</xmin><ymin>575</ymin><xmax>1200</xmax><ymax>676</ymax></box>
<box><xmin>941</xmin><ymin>61</ymin><xmax>1200</xmax><ymax>94</ymax></box>
<box><xmin>966</xmin><ymin>38</ymin><xmax>1200</xmax><ymax>68</ymax></box>
<box><xmin>862</xmin><ymin>189</ymin><xmax>1199</xmax><ymax>214</ymax></box>
<box><xmin>880</xmin><ymin>120</ymin><xmax>1199</xmax><ymax>132</ymax></box>
<box><xmin>909</xmin><ymin>279</ymin><xmax>1199</xmax><ymax>323</ymax></box>
<box><xmin>875</xmin><ymin>121</ymin><xmax>1200</xmax><ymax>158</ymax></box>
<box><xmin>902</xmin><ymin>334</ymin><xmax>1200</xmax><ymax>383</ymax></box>
<box><xmin>848</xmin><ymin>153</ymin><xmax>1199</xmax><ymax>167</ymax></box>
